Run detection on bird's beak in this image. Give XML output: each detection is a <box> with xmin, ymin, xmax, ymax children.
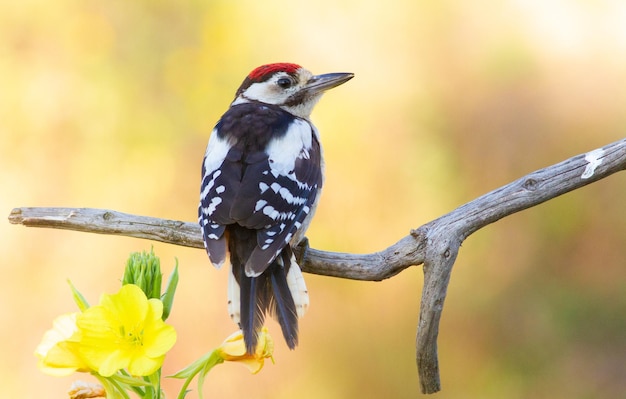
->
<box><xmin>304</xmin><ymin>72</ymin><xmax>354</xmax><ymax>95</ymax></box>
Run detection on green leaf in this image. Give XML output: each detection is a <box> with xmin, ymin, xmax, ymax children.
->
<box><xmin>170</xmin><ymin>350</ymin><xmax>223</xmax><ymax>399</ymax></box>
<box><xmin>67</xmin><ymin>279</ymin><xmax>89</xmax><ymax>311</ymax></box>
<box><xmin>109</xmin><ymin>373</ymin><xmax>152</xmax><ymax>387</ymax></box>
<box><xmin>160</xmin><ymin>259</ymin><xmax>179</xmax><ymax>321</ymax></box>
<box><xmin>94</xmin><ymin>374</ymin><xmax>132</xmax><ymax>399</ymax></box>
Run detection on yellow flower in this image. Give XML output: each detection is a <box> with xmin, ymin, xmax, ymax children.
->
<box><xmin>171</xmin><ymin>328</ymin><xmax>274</xmax><ymax>398</ymax></box>
<box><xmin>35</xmin><ymin>312</ymin><xmax>88</xmax><ymax>376</ymax></box>
<box><xmin>217</xmin><ymin>328</ymin><xmax>274</xmax><ymax>374</ymax></box>
<box><xmin>77</xmin><ymin>284</ymin><xmax>177</xmax><ymax>377</ymax></box>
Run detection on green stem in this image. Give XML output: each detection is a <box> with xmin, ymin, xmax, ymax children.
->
<box><xmin>146</xmin><ymin>369</ymin><xmax>162</xmax><ymax>399</ymax></box>
<box><xmin>174</xmin><ymin>351</ymin><xmax>223</xmax><ymax>399</ymax></box>
<box><xmin>176</xmin><ymin>375</ymin><xmax>194</xmax><ymax>399</ymax></box>
<box><xmin>117</xmin><ymin>369</ymin><xmax>146</xmax><ymax>396</ymax></box>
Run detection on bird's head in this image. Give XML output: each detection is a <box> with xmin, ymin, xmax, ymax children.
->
<box><xmin>232</xmin><ymin>63</ymin><xmax>354</xmax><ymax>119</ymax></box>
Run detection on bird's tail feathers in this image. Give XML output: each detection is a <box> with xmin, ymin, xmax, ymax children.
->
<box><xmin>268</xmin><ymin>250</ymin><xmax>299</xmax><ymax>349</ymax></box>
<box><xmin>228</xmin><ymin>226</ymin><xmax>307</xmax><ymax>353</ymax></box>
<box><xmin>282</xmin><ymin>248</ymin><xmax>309</xmax><ymax>318</ymax></box>
<box><xmin>239</xmin><ymin>269</ymin><xmax>271</xmax><ymax>354</ymax></box>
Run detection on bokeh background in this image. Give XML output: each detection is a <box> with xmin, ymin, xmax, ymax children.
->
<box><xmin>2</xmin><ymin>0</ymin><xmax>626</xmax><ymax>398</ymax></box>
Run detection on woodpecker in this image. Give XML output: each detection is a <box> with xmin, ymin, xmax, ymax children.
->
<box><xmin>199</xmin><ymin>63</ymin><xmax>353</xmax><ymax>353</ymax></box>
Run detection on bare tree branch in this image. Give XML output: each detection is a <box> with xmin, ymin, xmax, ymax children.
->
<box><xmin>8</xmin><ymin>138</ymin><xmax>626</xmax><ymax>394</ymax></box>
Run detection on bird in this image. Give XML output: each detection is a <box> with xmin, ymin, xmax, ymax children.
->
<box><xmin>198</xmin><ymin>63</ymin><xmax>353</xmax><ymax>353</ymax></box>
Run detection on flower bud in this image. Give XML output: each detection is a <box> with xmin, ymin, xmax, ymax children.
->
<box><xmin>122</xmin><ymin>248</ymin><xmax>162</xmax><ymax>299</ymax></box>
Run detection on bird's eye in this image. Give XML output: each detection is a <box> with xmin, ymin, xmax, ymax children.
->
<box><xmin>276</xmin><ymin>77</ymin><xmax>293</xmax><ymax>89</ymax></box>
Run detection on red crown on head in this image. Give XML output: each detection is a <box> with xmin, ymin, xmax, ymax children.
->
<box><xmin>248</xmin><ymin>63</ymin><xmax>302</xmax><ymax>82</ymax></box>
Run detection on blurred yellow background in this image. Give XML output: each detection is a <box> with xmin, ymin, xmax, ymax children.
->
<box><xmin>2</xmin><ymin>0</ymin><xmax>626</xmax><ymax>398</ymax></box>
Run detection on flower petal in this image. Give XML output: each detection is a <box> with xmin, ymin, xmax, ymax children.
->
<box><xmin>68</xmin><ymin>380</ymin><xmax>105</xmax><ymax>399</ymax></box>
<box><xmin>216</xmin><ymin>328</ymin><xmax>274</xmax><ymax>374</ymax></box>
<box><xmin>234</xmin><ymin>358</ymin><xmax>265</xmax><ymax>374</ymax></box>
<box><xmin>102</xmin><ymin>284</ymin><xmax>148</xmax><ymax>327</ymax></box>
<box><xmin>35</xmin><ymin>313</ymin><xmax>87</xmax><ymax>376</ymax></box>
<box><xmin>219</xmin><ymin>330</ymin><xmax>247</xmax><ymax>357</ymax></box>
<box><xmin>77</xmin><ymin>306</ymin><xmax>120</xmax><ymax>372</ymax></box>
<box><xmin>35</xmin><ymin>313</ymin><xmax>79</xmax><ymax>355</ymax></box>
<box><xmin>144</xmin><ymin>324</ymin><xmax>177</xmax><ymax>358</ymax></box>
<box><xmin>97</xmin><ymin>349</ymin><xmax>131</xmax><ymax>377</ymax></box>
<box><xmin>128</xmin><ymin>354</ymin><xmax>165</xmax><ymax>376</ymax></box>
